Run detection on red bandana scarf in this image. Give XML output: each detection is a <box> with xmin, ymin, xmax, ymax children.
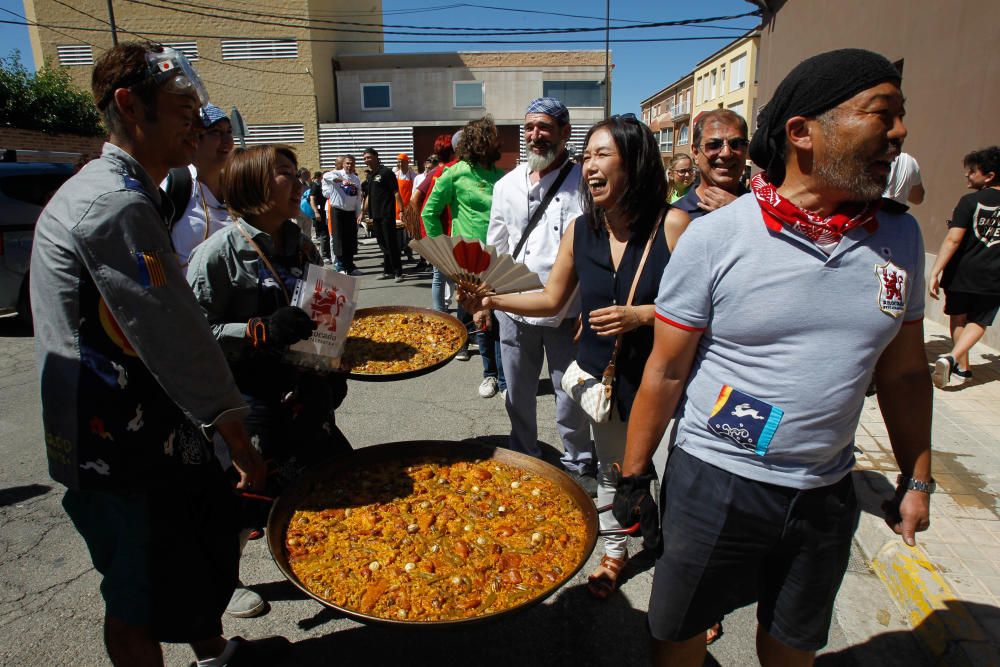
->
<box><xmin>750</xmin><ymin>173</ymin><xmax>879</xmax><ymax>247</ymax></box>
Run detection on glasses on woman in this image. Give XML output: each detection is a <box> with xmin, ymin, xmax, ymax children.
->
<box><xmin>610</xmin><ymin>113</ymin><xmax>639</xmax><ymax>122</ymax></box>
<box><xmin>700</xmin><ymin>137</ymin><xmax>749</xmax><ymax>155</ymax></box>
<box><xmin>671</xmin><ymin>168</ymin><xmax>694</xmax><ymax>176</ymax></box>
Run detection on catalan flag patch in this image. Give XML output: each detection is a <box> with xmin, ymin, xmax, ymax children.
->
<box><xmin>135</xmin><ymin>251</ymin><xmax>167</xmax><ymax>288</ymax></box>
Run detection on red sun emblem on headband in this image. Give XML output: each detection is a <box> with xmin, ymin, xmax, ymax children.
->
<box><xmin>452</xmin><ymin>241</ymin><xmax>491</xmax><ymax>274</ymax></box>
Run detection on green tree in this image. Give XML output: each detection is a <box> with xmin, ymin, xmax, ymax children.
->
<box><xmin>0</xmin><ymin>51</ymin><xmax>103</xmax><ymax>136</ymax></box>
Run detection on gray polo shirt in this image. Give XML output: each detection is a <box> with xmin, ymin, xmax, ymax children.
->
<box><xmin>655</xmin><ymin>194</ymin><xmax>925</xmax><ymax>489</ymax></box>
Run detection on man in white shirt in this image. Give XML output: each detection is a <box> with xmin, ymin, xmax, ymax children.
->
<box><xmin>165</xmin><ymin>103</ymin><xmax>233</xmax><ymax>267</ymax></box>
<box><xmin>323</xmin><ymin>155</ymin><xmax>364</xmax><ymax>275</ymax></box>
<box><xmin>487</xmin><ymin>97</ymin><xmax>596</xmax><ymax>493</ymax></box>
<box><xmin>883</xmin><ymin>151</ymin><xmax>925</xmax><ymax>211</ymax></box>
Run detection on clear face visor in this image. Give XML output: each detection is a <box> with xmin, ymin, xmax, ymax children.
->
<box><xmin>146</xmin><ymin>48</ymin><xmax>209</xmax><ymax>106</ymax></box>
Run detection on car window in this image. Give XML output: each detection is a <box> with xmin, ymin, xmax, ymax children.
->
<box><xmin>0</xmin><ymin>174</ymin><xmax>71</xmax><ymax>207</ymax></box>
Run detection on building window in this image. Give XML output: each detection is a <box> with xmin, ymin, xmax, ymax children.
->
<box><xmin>728</xmin><ymin>101</ymin><xmax>745</xmax><ymax>121</ymax></box>
<box><xmin>542</xmin><ymin>80</ymin><xmax>602</xmax><ymax>107</ymax></box>
<box><xmin>454</xmin><ymin>81</ymin><xmax>484</xmax><ymax>108</ymax></box>
<box><xmin>730</xmin><ymin>53</ymin><xmax>748</xmax><ymax>92</ymax></box>
<box><xmin>710</xmin><ymin>69</ymin><xmax>717</xmax><ymax>100</ymax></box>
<box><xmin>56</xmin><ymin>44</ymin><xmax>93</xmax><ymax>66</ymax></box>
<box><xmin>695</xmin><ymin>77</ymin><xmax>702</xmax><ymax>105</ymax></box>
<box><xmin>221</xmin><ymin>39</ymin><xmax>297</xmax><ymax>60</ymax></box>
<box><xmin>678</xmin><ymin>125</ymin><xmax>689</xmax><ymax>146</ymax></box>
<box><xmin>659</xmin><ymin>128</ymin><xmax>674</xmax><ymax>153</ymax></box>
<box><xmin>162</xmin><ymin>42</ymin><xmax>199</xmax><ymax>62</ymax></box>
<box><xmin>244</xmin><ymin>124</ymin><xmax>305</xmax><ymax>144</ymax></box>
<box><xmin>361</xmin><ymin>83</ymin><xmax>392</xmax><ymax>111</ymax></box>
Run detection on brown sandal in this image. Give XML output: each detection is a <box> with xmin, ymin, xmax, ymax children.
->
<box><xmin>587</xmin><ymin>554</ymin><xmax>628</xmax><ymax>600</ymax></box>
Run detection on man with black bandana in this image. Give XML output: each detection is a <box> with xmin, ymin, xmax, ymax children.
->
<box><xmin>616</xmin><ymin>49</ymin><xmax>933</xmax><ymax>666</ymax></box>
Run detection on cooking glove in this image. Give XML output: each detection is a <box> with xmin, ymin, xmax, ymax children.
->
<box><xmin>246</xmin><ymin>306</ymin><xmax>317</xmax><ymax>349</ymax></box>
<box><xmin>612</xmin><ymin>472</ymin><xmax>662</xmax><ymax>552</ymax></box>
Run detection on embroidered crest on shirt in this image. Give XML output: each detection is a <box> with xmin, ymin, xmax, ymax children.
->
<box><xmin>875</xmin><ymin>260</ymin><xmax>907</xmax><ymax>318</ymax></box>
<box><xmin>972</xmin><ymin>203</ymin><xmax>1000</xmax><ymax>248</ymax></box>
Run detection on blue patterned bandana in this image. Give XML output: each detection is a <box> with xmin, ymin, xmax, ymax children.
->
<box><xmin>525</xmin><ymin>97</ymin><xmax>569</xmax><ymax>124</ymax></box>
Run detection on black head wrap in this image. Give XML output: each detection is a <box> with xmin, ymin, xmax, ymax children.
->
<box><xmin>749</xmin><ymin>48</ymin><xmax>901</xmax><ymax>184</ymax></box>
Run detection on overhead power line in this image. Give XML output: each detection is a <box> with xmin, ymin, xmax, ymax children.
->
<box><xmin>0</xmin><ymin>19</ymin><xmax>751</xmax><ymax>44</ymax></box>
<box><xmin>127</xmin><ymin>0</ymin><xmax>760</xmax><ymax>37</ymax></box>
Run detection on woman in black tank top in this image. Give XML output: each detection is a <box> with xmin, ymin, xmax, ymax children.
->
<box><xmin>461</xmin><ymin>115</ymin><xmax>691</xmax><ymax>599</ymax></box>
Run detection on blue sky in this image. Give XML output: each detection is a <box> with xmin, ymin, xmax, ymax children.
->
<box><xmin>0</xmin><ymin>0</ymin><xmax>760</xmax><ymax>113</ymax></box>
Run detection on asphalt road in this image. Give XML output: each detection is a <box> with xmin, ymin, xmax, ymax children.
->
<box><xmin>0</xmin><ymin>238</ymin><xmax>929</xmax><ymax>666</ymax></box>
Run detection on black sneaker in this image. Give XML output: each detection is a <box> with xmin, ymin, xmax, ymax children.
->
<box><xmin>952</xmin><ymin>368</ymin><xmax>973</xmax><ymax>385</ymax></box>
<box><xmin>932</xmin><ymin>355</ymin><xmax>955</xmax><ymax>388</ymax></box>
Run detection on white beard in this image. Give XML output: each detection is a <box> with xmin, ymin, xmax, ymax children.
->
<box><xmin>526</xmin><ymin>144</ymin><xmax>559</xmax><ymax>173</ymax></box>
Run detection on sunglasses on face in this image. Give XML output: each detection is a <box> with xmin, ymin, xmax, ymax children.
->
<box><xmin>700</xmin><ymin>137</ymin><xmax>749</xmax><ymax>155</ymax></box>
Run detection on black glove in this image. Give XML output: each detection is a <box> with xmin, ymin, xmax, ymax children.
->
<box><xmin>612</xmin><ymin>472</ymin><xmax>662</xmax><ymax>552</ymax></box>
<box><xmin>246</xmin><ymin>306</ymin><xmax>317</xmax><ymax>349</ymax></box>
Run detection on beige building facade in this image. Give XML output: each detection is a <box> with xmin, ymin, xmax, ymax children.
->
<box><xmin>23</xmin><ymin>0</ymin><xmax>384</xmax><ymax>170</ymax></box>
<box><xmin>324</xmin><ymin>51</ymin><xmax>608</xmax><ymax>170</ymax></box>
<box><xmin>640</xmin><ymin>73</ymin><xmax>693</xmax><ymax>166</ymax></box>
<box><xmin>691</xmin><ymin>32</ymin><xmax>759</xmax><ymax>134</ymax></box>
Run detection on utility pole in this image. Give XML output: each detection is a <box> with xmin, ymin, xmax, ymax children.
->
<box><xmin>107</xmin><ymin>0</ymin><xmax>118</xmax><ymax>45</ymax></box>
<box><xmin>603</xmin><ymin>0</ymin><xmax>610</xmax><ymax>118</ymax></box>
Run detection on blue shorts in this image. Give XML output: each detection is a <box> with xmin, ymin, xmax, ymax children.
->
<box><xmin>62</xmin><ymin>467</ymin><xmax>240</xmax><ymax>643</ymax></box>
<box><xmin>648</xmin><ymin>447</ymin><xmax>859</xmax><ymax>651</ymax></box>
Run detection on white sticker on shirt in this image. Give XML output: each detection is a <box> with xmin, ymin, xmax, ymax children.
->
<box><xmin>875</xmin><ymin>260</ymin><xmax>907</xmax><ymax>318</ymax></box>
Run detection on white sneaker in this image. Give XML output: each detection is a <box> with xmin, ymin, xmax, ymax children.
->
<box><xmin>478</xmin><ymin>376</ymin><xmax>498</xmax><ymax>398</ymax></box>
<box><xmin>932</xmin><ymin>355</ymin><xmax>954</xmax><ymax>389</ymax></box>
<box><xmin>499</xmin><ymin>388</ymin><xmax>507</xmax><ymax>401</ymax></box>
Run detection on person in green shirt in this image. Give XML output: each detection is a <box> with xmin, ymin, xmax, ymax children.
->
<box><xmin>422</xmin><ymin>116</ymin><xmax>507</xmax><ymax>398</ymax></box>
<box><xmin>667</xmin><ymin>153</ymin><xmax>695</xmax><ymax>203</ymax></box>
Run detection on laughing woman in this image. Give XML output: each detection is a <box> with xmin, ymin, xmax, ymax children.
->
<box><xmin>187</xmin><ymin>143</ymin><xmax>353</xmax><ymax>492</ymax></box>
<box><xmin>461</xmin><ymin>115</ymin><xmax>690</xmax><ymax>598</ymax></box>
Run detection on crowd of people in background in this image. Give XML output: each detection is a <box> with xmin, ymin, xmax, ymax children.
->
<box><xmin>26</xmin><ymin>38</ymin><xmax>1000</xmax><ymax>667</ymax></box>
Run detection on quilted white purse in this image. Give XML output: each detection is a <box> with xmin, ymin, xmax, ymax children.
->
<box><xmin>561</xmin><ymin>215</ymin><xmax>662</xmax><ymax>423</ymax></box>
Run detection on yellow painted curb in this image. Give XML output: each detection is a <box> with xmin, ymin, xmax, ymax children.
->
<box><xmin>871</xmin><ymin>541</ymin><xmax>988</xmax><ymax>665</ymax></box>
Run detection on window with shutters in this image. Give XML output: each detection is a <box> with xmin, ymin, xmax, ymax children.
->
<box><xmin>56</xmin><ymin>45</ymin><xmax>93</xmax><ymax>66</ymax></box>
<box><xmin>730</xmin><ymin>54</ymin><xmax>747</xmax><ymax>92</ymax></box>
<box><xmin>361</xmin><ymin>84</ymin><xmax>392</xmax><ymax>111</ymax></box>
<box><xmin>244</xmin><ymin>124</ymin><xmax>305</xmax><ymax>144</ymax></box>
<box><xmin>221</xmin><ymin>39</ymin><xmax>297</xmax><ymax>60</ymax></box>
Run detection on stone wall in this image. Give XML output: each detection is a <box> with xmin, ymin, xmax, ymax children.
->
<box><xmin>0</xmin><ymin>127</ymin><xmax>105</xmax><ymax>162</ymax></box>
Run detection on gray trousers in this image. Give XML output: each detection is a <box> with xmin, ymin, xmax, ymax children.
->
<box><xmin>497</xmin><ymin>311</ymin><xmax>595</xmax><ymax>474</ymax></box>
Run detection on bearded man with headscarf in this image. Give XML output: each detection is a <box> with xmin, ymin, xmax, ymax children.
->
<box><xmin>486</xmin><ymin>97</ymin><xmax>596</xmax><ymax>493</ymax></box>
<box><xmin>615</xmin><ymin>49</ymin><xmax>933</xmax><ymax>666</ymax></box>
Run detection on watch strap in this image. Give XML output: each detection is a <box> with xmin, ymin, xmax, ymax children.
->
<box><xmin>897</xmin><ymin>475</ymin><xmax>936</xmax><ymax>494</ymax></box>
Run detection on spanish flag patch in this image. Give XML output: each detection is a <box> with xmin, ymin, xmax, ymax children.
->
<box><xmin>135</xmin><ymin>251</ymin><xmax>167</xmax><ymax>288</ymax></box>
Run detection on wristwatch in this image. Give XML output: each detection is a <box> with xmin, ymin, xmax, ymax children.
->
<box><xmin>897</xmin><ymin>475</ymin><xmax>936</xmax><ymax>494</ymax></box>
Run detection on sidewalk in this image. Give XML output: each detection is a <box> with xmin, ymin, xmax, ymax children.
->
<box><xmin>852</xmin><ymin>318</ymin><xmax>1000</xmax><ymax>665</ymax></box>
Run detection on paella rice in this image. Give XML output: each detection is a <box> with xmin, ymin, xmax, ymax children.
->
<box><xmin>342</xmin><ymin>313</ymin><xmax>464</xmax><ymax>375</ymax></box>
<box><xmin>285</xmin><ymin>458</ymin><xmax>589</xmax><ymax>621</ymax></box>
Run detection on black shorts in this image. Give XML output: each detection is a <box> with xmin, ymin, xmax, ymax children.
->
<box><xmin>944</xmin><ymin>290</ymin><xmax>1000</xmax><ymax>327</ymax></box>
<box><xmin>648</xmin><ymin>447</ymin><xmax>859</xmax><ymax>651</ymax></box>
<box><xmin>62</xmin><ymin>466</ymin><xmax>240</xmax><ymax>643</ymax></box>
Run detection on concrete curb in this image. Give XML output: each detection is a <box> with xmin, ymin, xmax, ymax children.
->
<box><xmin>853</xmin><ymin>473</ymin><xmax>994</xmax><ymax>666</ymax></box>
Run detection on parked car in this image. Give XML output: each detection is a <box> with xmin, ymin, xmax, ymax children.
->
<box><xmin>0</xmin><ymin>162</ymin><xmax>75</xmax><ymax>325</ymax></box>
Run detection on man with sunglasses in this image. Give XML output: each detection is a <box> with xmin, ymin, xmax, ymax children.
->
<box><xmin>30</xmin><ymin>42</ymin><xmax>288</xmax><ymax>666</ymax></box>
<box><xmin>674</xmin><ymin>109</ymin><xmax>750</xmax><ymax>221</ymax></box>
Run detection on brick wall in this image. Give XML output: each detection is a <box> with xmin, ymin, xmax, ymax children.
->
<box><xmin>0</xmin><ymin>127</ymin><xmax>105</xmax><ymax>162</ymax></box>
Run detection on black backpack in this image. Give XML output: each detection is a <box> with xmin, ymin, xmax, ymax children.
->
<box><xmin>163</xmin><ymin>166</ymin><xmax>194</xmax><ymax>228</ymax></box>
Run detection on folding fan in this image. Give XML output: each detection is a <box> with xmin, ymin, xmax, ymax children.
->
<box><xmin>409</xmin><ymin>236</ymin><xmax>544</xmax><ymax>297</ymax></box>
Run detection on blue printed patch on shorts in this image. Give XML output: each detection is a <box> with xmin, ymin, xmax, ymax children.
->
<box><xmin>708</xmin><ymin>385</ymin><xmax>784</xmax><ymax>455</ymax></box>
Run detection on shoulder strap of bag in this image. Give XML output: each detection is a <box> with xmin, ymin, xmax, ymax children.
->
<box><xmin>165</xmin><ymin>166</ymin><xmax>193</xmax><ymax>227</ymax></box>
<box><xmin>511</xmin><ymin>160</ymin><xmax>575</xmax><ymax>261</ymax></box>
<box><xmin>603</xmin><ymin>212</ymin><xmax>665</xmax><ymax>382</ymax></box>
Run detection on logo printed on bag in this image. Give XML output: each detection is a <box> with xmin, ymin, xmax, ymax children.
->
<box><xmin>874</xmin><ymin>260</ymin><xmax>907</xmax><ymax>318</ymax></box>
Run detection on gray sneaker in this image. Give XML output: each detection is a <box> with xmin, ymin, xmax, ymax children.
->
<box><xmin>455</xmin><ymin>346</ymin><xmax>471</xmax><ymax>361</ymax></box>
<box><xmin>226</xmin><ymin>585</ymin><xmax>265</xmax><ymax>618</ymax></box>
<box><xmin>567</xmin><ymin>470</ymin><xmax>598</xmax><ymax>498</ymax></box>
<box><xmin>478</xmin><ymin>376</ymin><xmax>499</xmax><ymax>398</ymax></box>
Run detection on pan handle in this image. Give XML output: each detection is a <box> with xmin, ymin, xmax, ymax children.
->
<box><xmin>595</xmin><ymin>503</ymin><xmax>640</xmax><ymax>536</ymax></box>
<box><xmin>238</xmin><ymin>491</ymin><xmax>277</xmax><ymax>503</ymax></box>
